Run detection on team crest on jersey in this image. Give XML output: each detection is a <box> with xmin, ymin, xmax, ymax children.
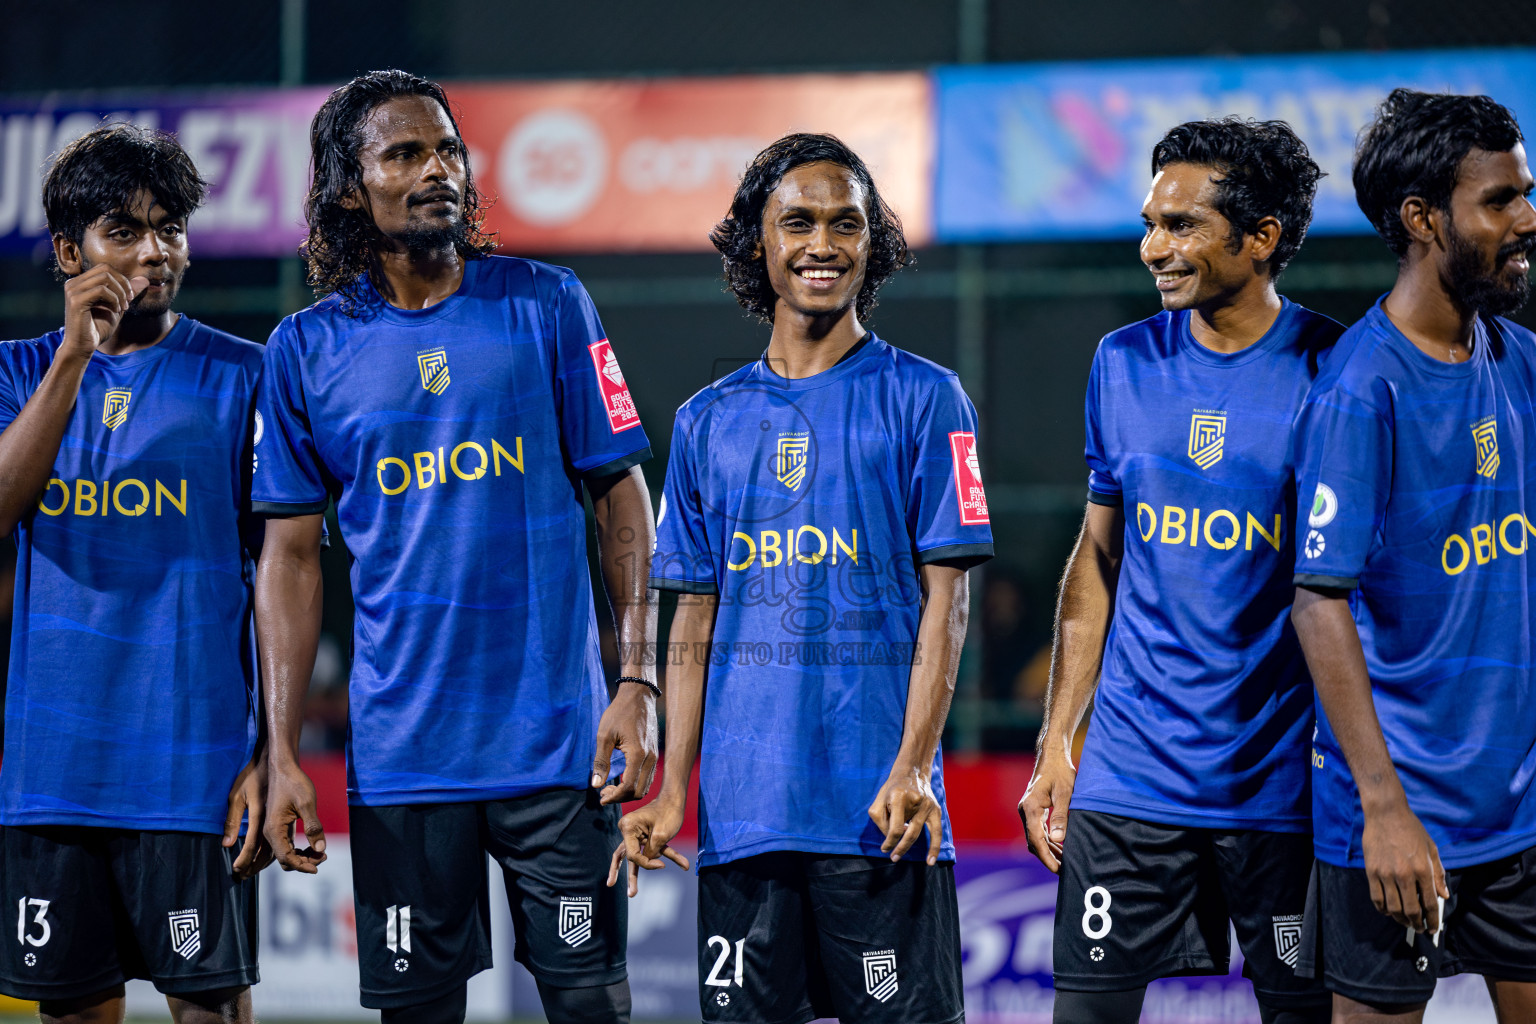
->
<box><xmin>1187</xmin><ymin>410</ymin><xmax>1226</xmax><ymax>469</ymax></box>
<box><xmin>558</xmin><ymin>897</ymin><xmax>593</xmax><ymax>947</ymax></box>
<box><xmin>102</xmin><ymin>388</ymin><xmax>132</xmax><ymax>430</ymax></box>
<box><xmin>1472</xmin><ymin>416</ymin><xmax>1500</xmax><ymax>479</ymax></box>
<box><xmin>862</xmin><ymin>950</ymin><xmax>898</xmax><ymax>1002</ymax></box>
<box><xmin>773</xmin><ymin>432</ymin><xmax>811</xmax><ymax>491</ymax></box>
<box><xmin>1272</xmin><ymin>915</ymin><xmax>1302</xmax><ymax>968</ymax></box>
<box><xmin>417</xmin><ymin>348</ymin><xmax>451</xmax><ymax>394</ymax></box>
<box><xmin>167</xmin><ymin>909</ymin><xmax>200</xmax><ymax>960</ymax></box>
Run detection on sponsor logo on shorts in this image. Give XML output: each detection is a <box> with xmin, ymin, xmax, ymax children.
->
<box><xmin>1308</xmin><ymin>483</ymin><xmax>1338</xmax><ymax>528</ymax></box>
<box><xmin>1272</xmin><ymin>915</ymin><xmax>1303</xmax><ymax>967</ymax></box>
<box><xmin>559</xmin><ymin>897</ymin><xmax>593</xmax><ymax>947</ymax></box>
<box><xmin>417</xmin><ymin>348</ymin><xmax>451</xmax><ymax>395</ymax></box>
<box><xmin>1187</xmin><ymin>409</ymin><xmax>1226</xmax><ymax>469</ymax></box>
<box><xmin>862</xmin><ymin>949</ymin><xmax>898</xmax><ymax>1002</ymax></box>
<box><xmin>1416</xmin><ymin>955</ymin><xmax>1429</xmax><ymax>973</ymax></box>
<box><xmin>168</xmin><ymin>909</ymin><xmax>200</xmax><ymax>960</ymax></box>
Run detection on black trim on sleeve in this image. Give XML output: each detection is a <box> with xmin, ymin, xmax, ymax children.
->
<box><xmin>1294</xmin><ymin>574</ymin><xmax>1359</xmax><ymax>592</ymax></box>
<box><xmin>1086</xmin><ymin>489</ymin><xmax>1121</xmax><ymax>507</ymax></box>
<box><xmin>582</xmin><ymin>446</ymin><xmax>653</xmax><ymax>482</ymax></box>
<box><xmin>649</xmin><ymin>576</ymin><xmax>719</xmax><ymax>595</ymax></box>
<box><xmin>916</xmin><ymin>543</ymin><xmax>994</xmax><ymax>568</ymax></box>
<box><xmin>252</xmin><ymin>499</ymin><xmax>330</xmax><ymax>517</ymax></box>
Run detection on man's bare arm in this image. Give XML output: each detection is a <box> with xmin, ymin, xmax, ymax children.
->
<box><xmin>1292</xmin><ymin>586</ymin><xmax>1446</xmax><ymax>933</ymax></box>
<box><xmin>868</xmin><ymin>562</ymin><xmax>968</xmax><ymax>865</ymax></box>
<box><xmin>589</xmin><ymin>465</ymin><xmax>660</xmax><ymax>804</ymax></box>
<box><xmin>607</xmin><ymin>590</ymin><xmax>716</xmax><ymax>896</ymax></box>
<box><xmin>1018</xmin><ymin>501</ymin><xmax>1122</xmax><ymax>871</ymax></box>
<box><xmin>256</xmin><ymin>513</ymin><xmax>328</xmax><ymax>873</ymax></box>
<box><xmin>0</xmin><ymin>268</ymin><xmax>145</xmax><ymax>534</ymax></box>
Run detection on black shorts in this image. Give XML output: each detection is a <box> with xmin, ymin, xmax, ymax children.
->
<box><xmin>697</xmin><ymin>852</ymin><xmax>963</xmax><ymax>1024</ymax></box>
<box><xmin>350</xmin><ymin>786</ymin><xmax>626</xmax><ymax>1009</ymax></box>
<box><xmin>1053</xmin><ymin>810</ymin><xmax>1326</xmax><ymax>1008</ymax></box>
<box><xmin>1297</xmin><ymin>847</ymin><xmax>1536</xmax><ymax>1006</ymax></box>
<box><xmin>0</xmin><ymin>826</ymin><xmax>258</xmax><ymax>1001</ymax></box>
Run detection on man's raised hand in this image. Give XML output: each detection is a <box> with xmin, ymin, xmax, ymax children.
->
<box><xmin>62</xmin><ymin>265</ymin><xmax>146</xmax><ymax>355</ymax></box>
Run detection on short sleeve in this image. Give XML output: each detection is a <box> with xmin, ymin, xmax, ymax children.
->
<box><xmin>1084</xmin><ymin>349</ymin><xmax>1121</xmax><ymax>506</ymax></box>
<box><xmin>549</xmin><ymin>274</ymin><xmax>652</xmax><ymax>480</ymax></box>
<box><xmin>908</xmin><ymin>376</ymin><xmax>994</xmax><ymax>567</ymax></box>
<box><xmin>649</xmin><ymin>412</ymin><xmax>717</xmax><ymax>594</ymax></box>
<box><xmin>251</xmin><ymin>322</ymin><xmax>331</xmax><ymax>516</ymax></box>
<box><xmin>1292</xmin><ymin>380</ymin><xmax>1394</xmax><ymax>590</ymax></box>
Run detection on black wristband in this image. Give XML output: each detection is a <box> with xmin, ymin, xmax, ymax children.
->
<box><xmin>615</xmin><ymin>675</ymin><xmax>662</xmax><ymax>699</ymax></box>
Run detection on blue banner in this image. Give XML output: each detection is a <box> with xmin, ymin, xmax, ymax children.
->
<box><xmin>934</xmin><ymin>49</ymin><xmax>1536</xmax><ymax>242</ymax></box>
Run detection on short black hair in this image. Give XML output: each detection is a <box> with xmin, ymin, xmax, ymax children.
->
<box><xmin>303</xmin><ymin>69</ymin><xmax>496</xmax><ymax>304</ymax></box>
<box><xmin>1354</xmin><ymin>88</ymin><xmax>1524</xmax><ymax>258</ymax></box>
<box><xmin>42</xmin><ymin>122</ymin><xmax>207</xmax><ymax>264</ymax></box>
<box><xmin>1151</xmin><ymin>118</ymin><xmax>1323</xmax><ymax>277</ymax></box>
<box><xmin>711</xmin><ymin>133</ymin><xmax>911</xmax><ymax>324</ymax></box>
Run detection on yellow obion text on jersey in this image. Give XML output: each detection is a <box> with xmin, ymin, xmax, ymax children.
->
<box><xmin>1135</xmin><ymin>503</ymin><xmax>1283</xmax><ymax>552</ymax></box>
<box><xmin>38</xmin><ymin>478</ymin><xmax>187</xmax><ymax>517</ymax></box>
<box><xmin>375</xmin><ymin>437</ymin><xmax>524</xmax><ymax>494</ymax></box>
<box><xmin>727</xmin><ymin>527</ymin><xmax>858</xmax><ymax>570</ymax></box>
<box><xmin>1441</xmin><ymin>512</ymin><xmax>1534</xmax><ymax>575</ymax></box>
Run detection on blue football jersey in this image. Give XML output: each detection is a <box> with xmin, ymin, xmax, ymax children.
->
<box><xmin>0</xmin><ymin>317</ymin><xmax>262</xmax><ymax>833</ymax></box>
<box><xmin>253</xmin><ymin>255</ymin><xmax>651</xmax><ymax>805</ymax></box>
<box><xmin>650</xmin><ymin>336</ymin><xmax>993</xmax><ymax>867</ymax></box>
<box><xmin>1294</xmin><ymin>299</ymin><xmax>1536</xmax><ymax>869</ymax></box>
<box><xmin>1073</xmin><ymin>299</ymin><xmax>1341</xmax><ymax>832</ymax></box>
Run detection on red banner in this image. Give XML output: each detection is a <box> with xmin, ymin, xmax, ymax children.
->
<box><xmin>447</xmin><ymin>72</ymin><xmax>933</xmax><ymax>253</ymax></box>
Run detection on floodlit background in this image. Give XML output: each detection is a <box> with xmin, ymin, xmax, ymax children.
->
<box><xmin>2</xmin><ymin>2</ymin><xmax>1534</xmax><ymax>1021</ymax></box>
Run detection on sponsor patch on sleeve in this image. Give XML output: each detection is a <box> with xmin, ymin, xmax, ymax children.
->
<box><xmin>589</xmin><ymin>339</ymin><xmax>641</xmax><ymax>433</ymax></box>
<box><xmin>949</xmin><ymin>431</ymin><xmax>990</xmax><ymax>525</ymax></box>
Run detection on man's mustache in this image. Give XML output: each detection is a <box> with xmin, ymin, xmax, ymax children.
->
<box><xmin>408</xmin><ymin>187</ymin><xmax>461</xmax><ymax>207</ymax></box>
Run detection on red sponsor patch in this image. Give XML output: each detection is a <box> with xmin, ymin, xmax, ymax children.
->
<box><xmin>949</xmin><ymin>431</ymin><xmax>989</xmax><ymax>525</ymax></box>
<box><xmin>588</xmin><ymin>339</ymin><xmax>640</xmax><ymax>433</ymax></box>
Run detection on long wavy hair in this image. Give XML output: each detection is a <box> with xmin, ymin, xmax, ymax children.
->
<box><xmin>301</xmin><ymin>69</ymin><xmax>496</xmax><ymax>307</ymax></box>
<box><xmin>710</xmin><ymin>133</ymin><xmax>911</xmax><ymax>324</ymax></box>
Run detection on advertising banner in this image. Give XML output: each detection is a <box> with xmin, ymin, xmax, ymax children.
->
<box><xmin>0</xmin><ymin>71</ymin><xmax>931</xmax><ymax>259</ymax></box>
<box><xmin>934</xmin><ymin>49</ymin><xmax>1536</xmax><ymax>242</ymax></box>
<box><xmin>0</xmin><ymin>89</ymin><xmax>328</xmax><ymax>258</ymax></box>
<box><xmin>449</xmin><ymin>72</ymin><xmax>932</xmax><ymax>252</ymax></box>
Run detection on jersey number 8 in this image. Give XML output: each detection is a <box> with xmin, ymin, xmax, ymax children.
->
<box><xmin>1082</xmin><ymin>886</ymin><xmax>1113</xmax><ymax>940</ymax></box>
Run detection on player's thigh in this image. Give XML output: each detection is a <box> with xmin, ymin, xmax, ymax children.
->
<box><xmin>483</xmin><ymin>787</ymin><xmax>626</xmax><ymax>989</ymax></box>
<box><xmin>1054</xmin><ymin>810</ymin><xmax>1226</xmax><ymax>990</ymax></box>
<box><xmin>349</xmin><ymin>802</ymin><xmax>491</xmax><ymax>1009</ymax></box>
<box><xmin>698</xmin><ymin>852</ymin><xmax>826</xmax><ymax>1024</ymax></box>
<box><xmin>1442</xmin><ymin>846</ymin><xmax>1536</xmax><ymax>986</ymax></box>
<box><xmin>0</xmin><ymin>826</ymin><xmax>126</xmax><ymax>1001</ymax></box>
<box><xmin>1300</xmin><ymin>861</ymin><xmax>1444</xmax><ymax>1009</ymax></box>
<box><xmin>1212</xmin><ymin>829</ymin><xmax>1329</xmax><ymax>1008</ymax></box>
<box><xmin>107</xmin><ymin>830</ymin><xmax>258</xmax><ymax>997</ymax></box>
<box><xmin>803</xmin><ymin>854</ymin><xmax>963</xmax><ymax>1024</ymax></box>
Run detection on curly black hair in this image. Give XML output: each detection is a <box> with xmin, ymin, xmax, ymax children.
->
<box><xmin>710</xmin><ymin>133</ymin><xmax>911</xmax><ymax>324</ymax></box>
<box><xmin>1151</xmin><ymin>117</ymin><xmax>1323</xmax><ymax>278</ymax></box>
<box><xmin>42</xmin><ymin>122</ymin><xmax>207</xmax><ymax>277</ymax></box>
<box><xmin>1354</xmin><ymin>88</ymin><xmax>1524</xmax><ymax>259</ymax></box>
<box><xmin>302</xmin><ymin>69</ymin><xmax>496</xmax><ymax>305</ymax></box>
